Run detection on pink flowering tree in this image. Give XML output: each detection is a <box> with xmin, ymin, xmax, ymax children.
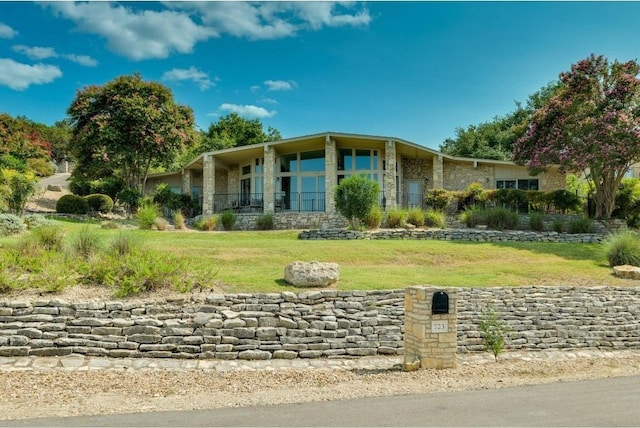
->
<box><xmin>513</xmin><ymin>54</ymin><xmax>640</xmax><ymax>219</ymax></box>
<box><xmin>67</xmin><ymin>74</ymin><xmax>197</xmax><ymax>193</ymax></box>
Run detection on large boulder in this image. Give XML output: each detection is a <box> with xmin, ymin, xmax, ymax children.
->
<box><xmin>284</xmin><ymin>261</ymin><xmax>339</xmax><ymax>287</ymax></box>
<box><xmin>613</xmin><ymin>265</ymin><xmax>640</xmax><ymax>280</ymax></box>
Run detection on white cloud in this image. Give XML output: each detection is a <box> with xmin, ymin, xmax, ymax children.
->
<box><xmin>167</xmin><ymin>2</ymin><xmax>371</xmax><ymax>40</ymax></box>
<box><xmin>13</xmin><ymin>45</ymin><xmax>57</xmax><ymax>60</ymax></box>
<box><xmin>47</xmin><ymin>2</ymin><xmax>215</xmax><ymax>61</ymax></box>
<box><xmin>0</xmin><ymin>58</ymin><xmax>62</xmax><ymax>90</ymax></box>
<box><xmin>162</xmin><ymin>66</ymin><xmax>216</xmax><ymax>90</ymax></box>
<box><xmin>64</xmin><ymin>54</ymin><xmax>98</xmax><ymax>67</ymax></box>
<box><xmin>219</xmin><ymin>103</ymin><xmax>276</xmax><ymax>118</ymax></box>
<box><xmin>13</xmin><ymin>44</ymin><xmax>98</xmax><ymax>67</ymax></box>
<box><xmin>264</xmin><ymin>80</ymin><xmax>297</xmax><ymax>91</ymax></box>
<box><xmin>258</xmin><ymin>97</ymin><xmax>278</xmax><ymax>105</ymax></box>
<box><xmin>0</xmin><ymin>22</ymin><xmax>17</xmax><ymax>39</ymax></box>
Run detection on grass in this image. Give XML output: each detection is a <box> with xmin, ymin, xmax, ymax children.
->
<box><xmin>0</xmin><ymin>220</ymin><xmax>630</xmax><ymax>295</ymax></box>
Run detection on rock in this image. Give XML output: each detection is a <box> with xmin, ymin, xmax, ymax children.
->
<box><xmin>46</xmin><ymin>184</ymin><xmax>62</xmax><ymax>192</ymax></box>
<box><xmin>284</xmin><ymin>261</ymin><xmax>339</xmax><ymax>287</ymax></box>
<box><xmin>613</xmin><ymin>265</ymin><xmax>640</xmax><ymax>280</ymax></box>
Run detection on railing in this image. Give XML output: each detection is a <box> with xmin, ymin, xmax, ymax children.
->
<box><xmin>213</xmin><ymin>193</ymin><xmax>263</xmax><ymax>213</ymax></box>
<box><xmin>212</xmin><ymin>192</ymin><xmax>326</xmax><ymax>213</ymax></box>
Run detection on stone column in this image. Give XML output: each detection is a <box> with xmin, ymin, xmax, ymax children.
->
<box><xmin>403</xmin><ymin>286</ymin><xmax>458</xmax><ymax>370</ymax></box>
<box><xmin>264</xmin><ymin>145</ymin><xmax>275</xmax><ymax>213</ymax></box>
<box><xmin>325</xmin><ymin>135</ymin><xmax>337</xmax><ymax>214</ymax></box>
<box><xmin>432</xmin><ymin>155</ymin><xmax>444</xmax><ymax>189</ymax></box>
<box><xmin>384</xmin><ymin>140</ymin><xmax>397</xmax><ymax>209</ymax></box>
<box><xmin>202</xmin><ymin>154</ymin><xmax>215</xmax><ymax>215</ymax></box>
<box><xmin>182</xmin><ymin>168</ymin><xmax>192</xmax><ymax>196</ymax></box>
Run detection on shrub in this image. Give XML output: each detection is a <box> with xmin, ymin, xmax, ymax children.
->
<box><xmin>406</xmin><ymin>208</ymin><xmax>425</xmax><ymax>227</ymax></box>
<box><xmin>0</xmin><ymin>214</ymin><xmax>26</xmax><ymax>236</ymax></box>
<box><xmin>459</xmin><ymin>206</ymin><xmax>485</xmax><ymax>228</ymax></box>
<box><xmin>109</xmin><ymin>231</ymin><xmax>137</xmax><ymax>257</ymax></box>
<box><xmin>459</xmin><ymin>182</ymin><xmax>489</xmax><ymax>211</ymax></box>
<box><xmin>552</xmin><ymin>219</ymin><xmax>565</xmax><ymax>233</ymax></box>
<box><xmin>529</xmin><ymin>212</ymin><xmax>545</xmax><ymax>232</ymax></box>
<box><xmin>255</xmin><ymin>214</ymin><xmax>274</xmax><ymax>230</ymax></box>
<box><xmin>136</xmin><ymin>203</ymin><xmax>160</xmax><ymax>230</ymax></box>
<box><xmin>549</xmin><ymin>190</ymin><xmax>582</xmax><ymax>214</ymax></box>
<box><xmin>195</xmin><ymin>215</ymin><xmax>217</xmax><ymax>231</ymax></box>
<box><xmin>424</xmin><ymin>189</ymin><xmax>453</xmax><ymax>211</ymax></box>
<box><xmin>71</xmin><ymin>226</ymin><xmax>102</xmax><ymax>258</ymax></box>
<box><xmin>101</xmin><ymin>220</ymin><xmax>121</xmax><ymax>230</ymax></box>
<box><xmin>174</xmin><ymin>211</ymin><xmax>186</xmax><ymax>230</ymax></box>
<box><xmin>385</xmin><ymin>208</ymin><xmax>406</xmax><ymax>228</ymax></box>
<box><xmin>480</xmin><ymin>307</ymin><xmax>511</xmax><ymax>362</ymax></box>
<box><xmin>154</xmin><ymin>217</ymin><xmax>169</xmax><ymax>231</ymax></box>
<box><xmin>568</xmin><ymin>216</ymin><xmax>593</xmax><ymax>234</ymax></box>
<box><xmin>56</xmin><ymin>194</ymin><xmax>89</xmax><ymax>215</ymax></box>
<box><xmin>485</xmin><ymin>207</ymin><xmax>519</xmax><ymax>230</ymax></box>
<box><xmin>30</xmin><ymin>225</ymin><xmax>65</xmax><ymax>252</ymax></box>
<box><xmin>604</xmin><ymin>231</ymin><xmax>640</xmax><ymax>267</ymax></box>
<box><xmin>85</xmin><ymin>194</ymin><xmax>114</xmax><ymax>214</ymax></box>
<box><xmin>23</xmin><ymin>214</ymin><xmax>55</xmax><ymax>229</ymax></box>
<box><xmin>0</xmin><ymin>169</ymin><xmax>38</xmax><ymax>215</ymax></box>
<box><xmin>26</xmin><ymin>158</ymin><xmax>56</xmax><ymax>177</ymax></box>
<box><xmin>424</xmin><ymin>209</ymin><xmax>446</xmax><ymax>228</ymax></box>
<box><xmin>334</xmin><ymin>175</ymin><xmax>381</xmax><ymax>229</ymax></box>
<box><xmin>116</xmin><ymin>188</ymin><xmax>142</xmax><ymax>215</ymax></box>
<box><xmin>363</xmin><ymin>205</ymin><xmax>382</xmax><ymax>230</ymax></box>
<box><xmin>69</xmin><ymin>177</ymin><xmax>125</xmax><ymax>200</ymax></box>
<box><xmin>220</xmin><ymin>210</ymin><xmax>237</xmax><ymax>231</ymax></box>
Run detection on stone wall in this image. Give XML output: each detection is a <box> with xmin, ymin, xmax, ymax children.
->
<box><xmin>457</xmin><ymin>287</ymin><xmax>640</xmax><ymax>353</ymax></box>
<box><xmin>234</xmin><ymin>212</ymin><xmax>348</xmax><ymax>231</ymax></box>
<box><xmin>298</xmin><ymin>228</ymin><xmax>604</xmax><ymax>243</ymax></box>
<box><xmin>442</xmin><ymin>160</ymin><xmax>493</xmax><ymax>191</ymax></box>
<box><xmin>1</xmin><ymin>287</ymin><xmax>639</xmax><ymax>359</ymax></box>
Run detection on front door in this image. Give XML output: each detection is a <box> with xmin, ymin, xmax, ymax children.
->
<box><xmin>407</xmin><ymin>180</ymin><xmax>422</xmax><ymax>208</ymax></box>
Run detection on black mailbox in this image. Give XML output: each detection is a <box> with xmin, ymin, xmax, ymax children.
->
<box><xmin>432</xmin><ymin>291</ymin><xmax>449</xmax><ymax>314</ymax></box>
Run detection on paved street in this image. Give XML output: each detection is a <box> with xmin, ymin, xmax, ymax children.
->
<box><xmin>3</xmin><ymin>375</ymin><xmax>639</xmax><ymax>427</ymax></box>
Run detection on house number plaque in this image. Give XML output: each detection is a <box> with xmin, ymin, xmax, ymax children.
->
<box><xmin>431</xmin><ymin>320</ymin><xmax>448</xmax><ymax>333</ymax></box>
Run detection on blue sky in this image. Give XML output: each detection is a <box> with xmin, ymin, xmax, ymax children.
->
<box><xmin>1</xmin><ymin>1</ymin><xmax>640</xmax><ymax>150</ymax></box>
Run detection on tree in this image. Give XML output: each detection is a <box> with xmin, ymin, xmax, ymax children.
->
<box><xmin>440</xmin><ymin>82</ymin><xmax>561</xmax><ymax>160</ymax></box>
<box><xmin>201</xmin><ymin>112</ymin><xmax>281</xmax><ymax>151</ymax></box>
<box><xmin>0</xmin><ymin>113</ymin><xmax>53</xmax><ymax>172</ymax></box>
<box><xmin>334</xmin><ymin>175</ymin><xmax>380</xmax><ymax>229</ymax></box>
<box><xmin>0</xmin><ymin>169</ymin><xmax>37</xmax><ymax>216</ymax></box>
<box><xmin>513</xmin><ymin>54</ymin><xmax>640</xmax><ymax>219</ymax></box>
<box><xmin>66</xmin><ymin>74</ymin><xmax>197</xmax><ymax>193</ymax></box>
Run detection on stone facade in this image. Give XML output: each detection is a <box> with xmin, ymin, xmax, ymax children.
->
<box><xmin>1</xmin><ymin>287</ymin><xmax>639</xmax><ymax>359</ymax></box>
<box><xmin>442</xmin><ymin>160</ymin><xmax>493</xmax><ymax>191</ymax></box>
<box><xmin>234</xmin><ymin>212</ymin><xmax>348</xmax><ymax>231</ymax></box>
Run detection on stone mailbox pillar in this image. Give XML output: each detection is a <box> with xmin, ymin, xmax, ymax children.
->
<box><xmin>403</xmin><ymin>286</ymin><xmax>458</xmax><ymax>370</ymax></box>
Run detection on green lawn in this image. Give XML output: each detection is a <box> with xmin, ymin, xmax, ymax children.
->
<box><xmin>1</xmin><ymin>221</ymin><xmax>630</xmax><ymax>294</ymax></box>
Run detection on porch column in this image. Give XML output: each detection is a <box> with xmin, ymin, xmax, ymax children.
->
<box><xmin>182</xmin><ymin>168</ymin><xmax>192</xmax><ymax>195</ymax></box>
<box><xmin>202</xmin><ymin>154</ymin><xmax>215</xmax><ymax>215</ymax></box>
<box><xmin>432</xmin><ymin>155</ymin><xmax>444</xmax><ymax>189</ymax></box>
<box><xmin>264</xmin><ymin>145</ymin><xmax>275</xmax><ymax>213</ymax></box>
<box><xmin>325</xmin><ymin>135</ymin><xmax>337</xmax><ymax>214</ymax></box>
<box><xmin>384</xmin><ymin>140</ymin><xmax>397</xmax><ymax>208</ymax></box>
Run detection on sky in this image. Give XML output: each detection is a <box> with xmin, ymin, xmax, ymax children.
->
<box><xmin>2</xmin><ymin>1</ymin><xmax>640</xmax><ymax>151</ymax></box>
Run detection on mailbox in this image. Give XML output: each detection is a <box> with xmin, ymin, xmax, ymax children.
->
<box><xmin>432</xmin><ymin>291</ymin><xmax>449</xmax><ymax>314</ymax></box>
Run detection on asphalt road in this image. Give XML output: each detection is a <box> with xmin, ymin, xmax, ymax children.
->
<box><xmin>4</xmin><ymin>376</ymin><xmax>640</xmax><ymax>427</ymax></box>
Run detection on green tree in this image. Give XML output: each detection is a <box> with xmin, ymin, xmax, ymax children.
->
<box><xmin>201</xmin><ymin>112</ymin><xmax>281</xmax><ymax>151</ymax></box>
<box><xmin>66</xmin><ymin>73</ymin><xmax>197</xmax><ymax>193</ymax></box>
<box><xmin>513</xmin><ymin>54</ymin><xmax>640</xmax><ymax>219</ymax></box>
<box><xmin>0</xmin><ymin>113</ymin><xmax>53</xmax><ymax>172</ymax></box>
<box><xmin>334</xmin><ymin>175</ymin><xmax>380</xmax><ymax>229</ymax></box>
<box><xmin>440</xmin><ymin>82</ymin><xmax>561</xmax><ymax>160</ymax></box>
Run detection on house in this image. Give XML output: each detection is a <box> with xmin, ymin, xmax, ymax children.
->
<box><xmin>145</xmin><ymin>132</ymin><xmax>566</xmax><ymax>229</ymax></box>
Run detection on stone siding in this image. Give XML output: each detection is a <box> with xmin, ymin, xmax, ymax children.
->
<box><xmin>443</xmin><ymin>160</ymin><xmax>493</xmax><ymax>191</ymax></box>
<box><xmin>234</xmin><ymin>213</ymin><xmax>348</xmax><ymax>231</ymax></box>
<box><xmin>402</xmin><ymin>158</ymin><xmax>432</xmax><ymax>182</ymax></box>
<box><xmin>298</xmin><ymin>228</ymin><xmax>604</xmax><ymax>243</ymax></box>
<box><xmin>1</xmin><ymin>287</ymin><xmax>639</xmax><ymax>359</ymax></box>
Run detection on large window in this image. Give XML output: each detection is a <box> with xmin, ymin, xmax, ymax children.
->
<box><xmin>337</xmin><ymin>148</ymin><xmax>381</xmax><ymax>187</ymax></box>
<box><xmin>496</xmin><ymin>179</ymin><xmax>539</xmax><ymax>190</ymax></box>
<box><xmin>277</xmin><ymin>150</ymin><xmax>326</xmax><ymax>211</ymax></box>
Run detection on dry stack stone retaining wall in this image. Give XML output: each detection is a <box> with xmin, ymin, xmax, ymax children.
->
<box><xmin>299</xmin><ymin>228</ymin><xmax>604</xmax><ymax>243</ymax></box>
<box><xmin>1</xmin><ymin>287</ymin><xmax>638</xmax><ymax>359</ymax></box>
